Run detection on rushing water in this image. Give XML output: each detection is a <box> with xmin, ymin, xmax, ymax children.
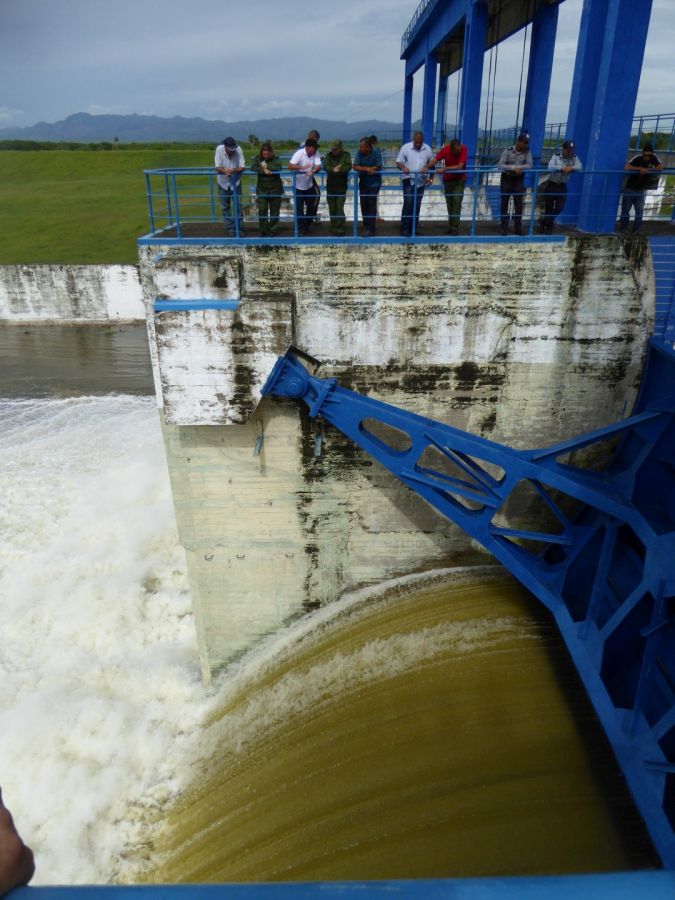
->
<box><xmin>135</xmin><ymin>573</ymin><xmax>656</xmax><ymax>882</ymax></box>
<box><xmin>0</xmin><ymin>327</ymin><xmax>658</xmax><ymax>885</ymax></box>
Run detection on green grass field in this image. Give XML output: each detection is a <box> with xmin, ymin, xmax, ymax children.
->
<box><xmin>0</xmin><ymin>149</ymin><xmax>213</xmax><ymax>264</ymax></box>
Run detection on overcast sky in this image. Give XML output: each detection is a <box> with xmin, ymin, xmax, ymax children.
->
<box><xmin>0</xmin><ymin>0</ymin><xmax>672</xmax><ymax>130</ymax></box>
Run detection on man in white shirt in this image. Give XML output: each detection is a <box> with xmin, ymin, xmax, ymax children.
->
<box><xmin>396</xmin><ymin>131</ymin><xmax>434</xmax><ymax>236</ymax></box>
<box><xmin>289</xmin><ymin>138</ymin><xmax>322</xmax><ymax>235</ymax></box>
<box><xmin>215</xmin><ymin>136</ymin><xmax>246</xmax><ymax>236</ymax></box>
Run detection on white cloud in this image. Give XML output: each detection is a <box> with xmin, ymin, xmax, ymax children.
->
<box><xmin>0</xmin><ymin>106</ymin><xmax>26</xmax><ymax>126</ymax></box>
<box><xmin>85</xmin><ymin>104</ymin><xmax>134</xmax><ymax>117</ymax></box>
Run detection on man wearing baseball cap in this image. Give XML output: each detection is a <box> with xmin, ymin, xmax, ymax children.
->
<box><xmin>497</xmin><ymin>132</ymin><xmax>532</xmax><ymax>235</ymax></box>
<box><xmin>323</xmin><ymin>140</ymin><xmax>352</xmax><ymax>236</ymax></box>
<box><xmin>539</xmin><ymin>139</ymin><xmax>582</xmax><ymax>233</ymax></box>
<box><xmin>215</xmin><ymin>136</ymin><xmax>246</xmax><ymax>237</ymax></box>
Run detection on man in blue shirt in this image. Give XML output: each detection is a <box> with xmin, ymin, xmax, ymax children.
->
<box><xmin>353</xmin><ymin>136</ymin><xmax>383</xmax><ymax>237</ymax></box>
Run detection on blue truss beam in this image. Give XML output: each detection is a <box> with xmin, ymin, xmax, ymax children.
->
<box><xmin>262</xmin><ymin>339</ymin><xmax>675</xmax><ymax>868</ymax></box>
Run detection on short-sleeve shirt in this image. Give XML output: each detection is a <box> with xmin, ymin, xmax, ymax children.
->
<box><xmin>397</xmin><ymin>142</ymin><xmax>434</xmax><ymax>185</ymax></box>
<box><xmin>625</xmin><ymin>153</ymin><xmax>662</xmax><ymax>191</ymax></box>
<box><xmin>433</xmin><ymin>143</ymin><xmax>468</xmax><ymax>182</ymax></box>
<box><xmin>497</xmin><ymin>146</ymin><xmax>533</xmax><ymax>178</ymax></box>
<box><xmin>289</xmin><ymin>148</ymin><xmax>320</xmax><ymax>191</ymax></box>
<box><xmin>353</xmin><ymin>147</ymin><xmax>383</xmax><ymax>191</ymax></box>
<box><xmin>215</xmin><ymin>144</ymin><xmax>246</xmax><ymax>189</ymax></box>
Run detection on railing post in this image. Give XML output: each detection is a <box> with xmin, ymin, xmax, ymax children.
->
<box><xmin>529</xmin><ymin>169</ymin><xmax>539</xmax><ymax>235</ymax></box>
<box><xmin>164</xmin><ymin>172</ymin><xmax>174</xmax><ymax>226</ymax></box>
<box><xmin>469</xmin><ymin>167</ymin><xmax>479</xmax><ymax>238</ymax></box>
<box><xmin>292</xmin><ymin>172</ymin><xmax>299</xmax><ymax>239</ymax></box>
<box><xmin>352</xmin><ymin>171</ymin><xmax>359</xmax><ymax>240</ymax></box>
<box><xmin>145</xmin><ymin>172</ymin><xmax>155</xmax><ymax>233</ymax></box>
<box><xmin>635</xmin><ymin>116</ymin><xmax>644</xmax><ymax>152</ymax></box>
<box><xmin>209</xmin><ymin>174</ymin><xmax>216</xmax><ymax>222</ymax></box>
<box><xmin>171</xmin><ymin>173</ymin><xmax>181</xmax><ymax>238</ymax></box>
<box><xmin>412</xmin><ymin>179</ymin><xmax>418</xmax><ymax>237</ymax></box>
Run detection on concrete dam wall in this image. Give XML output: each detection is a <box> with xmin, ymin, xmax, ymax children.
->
<box><xmin>138</xmin><ymin>237</ymin><xmax>654</xmax><ymax>681</ymax></box>
<box><xmin>0</xmin><ymin>264</ymin><xmax>144</xmax><ymax>321</ymax></box>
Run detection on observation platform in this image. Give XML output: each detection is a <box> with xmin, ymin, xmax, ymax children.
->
<box><xmin>140</xmin><ymin>165</ymin><xmax>675</xmax><ymax>244</ymax></box>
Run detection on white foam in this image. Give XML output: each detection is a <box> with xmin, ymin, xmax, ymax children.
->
<box><xmin>0</xmin><ymin>397</ymin><xmax>206</xmax><ymax>885</ymax></box>
<box><xmin>0</xmin><ymin>398</ymin><xmax>522</xmax><ymax>886</ymax></box>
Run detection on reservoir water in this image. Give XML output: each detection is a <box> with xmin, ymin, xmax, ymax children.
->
<box><xmin>0</xmin><ymin>324</ymin><xmax>659</xmax><ymax>885</ymax></box>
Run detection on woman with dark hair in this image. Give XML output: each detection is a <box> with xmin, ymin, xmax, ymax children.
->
<box><xmin>251</xmin><ymin>142</ymin><xmax>284</xmax><ymax>235</ymax></box>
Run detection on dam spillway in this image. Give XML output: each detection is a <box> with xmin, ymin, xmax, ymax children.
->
<box><xmin>137</xmin><ymin>234</ymin><xmax>653</xmax><ymax>679</ymax></box>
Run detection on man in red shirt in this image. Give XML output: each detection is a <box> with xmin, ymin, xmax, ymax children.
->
<box><xmin>429</xmin><ymin>139</ymin><xmax>467</xmax><ymax>235</ymax></box>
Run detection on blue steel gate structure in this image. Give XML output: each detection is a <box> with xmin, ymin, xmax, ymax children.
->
<box><xmin>262</xmin><ymin>339</ymin><xmax>675</xmax><ymax>869</ymax></box>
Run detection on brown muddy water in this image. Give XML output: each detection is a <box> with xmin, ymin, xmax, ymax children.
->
<box><xmin>134</xmin><ymin>572</ymin><xmax>657</xmax><ymax>883</ymax></box>
<box><xmin>0</xmin><ymin>322</ymin><xmax>154</xmax><ymax>397</ymax></box>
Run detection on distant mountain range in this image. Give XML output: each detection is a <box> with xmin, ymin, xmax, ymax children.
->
<box><xmin>0</xmin><ymin>112</ymin><xmax>434</xmax><ymax>144</ymax></box>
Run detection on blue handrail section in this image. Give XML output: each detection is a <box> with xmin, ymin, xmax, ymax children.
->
<box><xmin>141</xmin><ymin>166</ymin><xmax>674</xmax><ymax>242</ymax></box>
<box><xmin>486</xmin><ymin>113</ymin><xmax>675</xmax><ymax>160</ymax></box>
<box><xmin>10</xmin><ymin>871</ymin><xmax>675</xmax><ymax>898</ymax></box>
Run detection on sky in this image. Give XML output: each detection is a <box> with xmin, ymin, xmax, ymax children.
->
<box><xmin>0</xmin><ymin>0</ymin><xmax>672</xmax><ymax>130</ymax></box>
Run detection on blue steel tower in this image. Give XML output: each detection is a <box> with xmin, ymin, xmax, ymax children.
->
<box><xmin>400</xmin><ymin>0</ymin><xmax>654</xmax><ymax>232</ymax></box>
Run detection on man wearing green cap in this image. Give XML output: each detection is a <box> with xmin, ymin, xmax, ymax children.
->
<box><xmin>323</xmin><ymin>140</ymin><xmax>352</xmax><ymax>235</ymax></box>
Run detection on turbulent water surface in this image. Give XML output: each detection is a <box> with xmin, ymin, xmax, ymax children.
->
<box><xmin>136</xmin><ymin>573</ymin><xmax>656</xmax><ymax>882</ymax></box>
<box><xmin>0</xmin><ymin>332</ymin><xmax>659</xmax><ymax>885</ymax></box>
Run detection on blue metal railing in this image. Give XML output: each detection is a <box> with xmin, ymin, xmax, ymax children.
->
<box><xmin>142</xmin><ymin>166</ymin><xmax>674</xmax><ymax>242</ymax></box>
<box><xmin>401</xmin><ymin>0</ymin><xmax>436</xmax><ymax>55</ymax></box>
<box><xmin>485</xmin><ymin>113</ymin><xmax>675</xmax><ymax>161</ymax></box>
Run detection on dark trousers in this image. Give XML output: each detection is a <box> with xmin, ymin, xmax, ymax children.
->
<box><xmin>359</xmin><ymin>187</ymin><xmax>379</xmax><ymax>235</ymax></box>
<box><xmin>401</xmin><ymin>180</ymin><xmax>425</xmax><ymax>235</ymax></box>
<box><xmin>295</xmin><ymin>186</ymin><xmax>319</xmax><ymax>233</ymax></box>
<box><xmin>500</xmin><ymin>175</ymin><xmax>525</xmax><ymax>233</ymax></box>
<box><xmin>257</xmin><ymin>193</ymin><xmax>282</xmax><ymax>234</ymax></box>
<box><xmin>620</xmin><ymin>189</ymin><xmax>646</xmax><ymax>231</ymax></box>
<box><xmin>541</xmin><ymin>181</ymin><xmax>567</xmax><ymax>230</ymax></box>
<box><xmin>443</xmin><ymin>180</ymin><xmax>465</xmax><ymax>233</ymax></box>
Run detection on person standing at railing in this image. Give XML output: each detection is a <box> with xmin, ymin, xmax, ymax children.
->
<box><xmin>497</xmin><ymin>132</ymin><xmax>532</xmax><ymax>235</ymax></box>
<box><xmin>353</xmin><ymin>136</ymin><xmax>383</xmax><ymax>237</ymax></box>
<box><xmin>289</xmin><ymin>138</ymin><xmax>322</xmax><ymax>235</ymax></box>
<box><xmin>620</xmin><ymin>142</ymin><xmax>662</xmax><ymax>234</ymax></box>
<box><xmin>299</xmin><ymin>130</ymin><xmax>322</xmax><ymax>225</ymax></box>
<box><xmin>396</xmin><ymin>131</ymin><xmax>434</xmax><ymax>236</ymax></box>
<box><xmin>251</xmin><ymin>142</ymin><xmax>284</xmax><ymax>236</ymax></box>
<box><xmin>215</xmin><ymin>136</ymin><xmax>246</xmax><ymax>237</ymax></box>
<box><xmin>323</xmin><ymin>140</ymin><xmax>352</xmax><ymax>236</ymax></box>
<box><xmin>428</xmin><ymin>138</ymin><xmax>467</xmax><ymax>235</ymax></box>
<box><xmin>539</xmin><ymin>140</ymin><xmax>582</xmax><ymax>234</ymax></box>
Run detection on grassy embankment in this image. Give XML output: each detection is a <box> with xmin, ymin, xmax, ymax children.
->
<box><xmin>0</xmin><ymin>148</ymin><xmax>214</xmax><ymax>264</ymax></box>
